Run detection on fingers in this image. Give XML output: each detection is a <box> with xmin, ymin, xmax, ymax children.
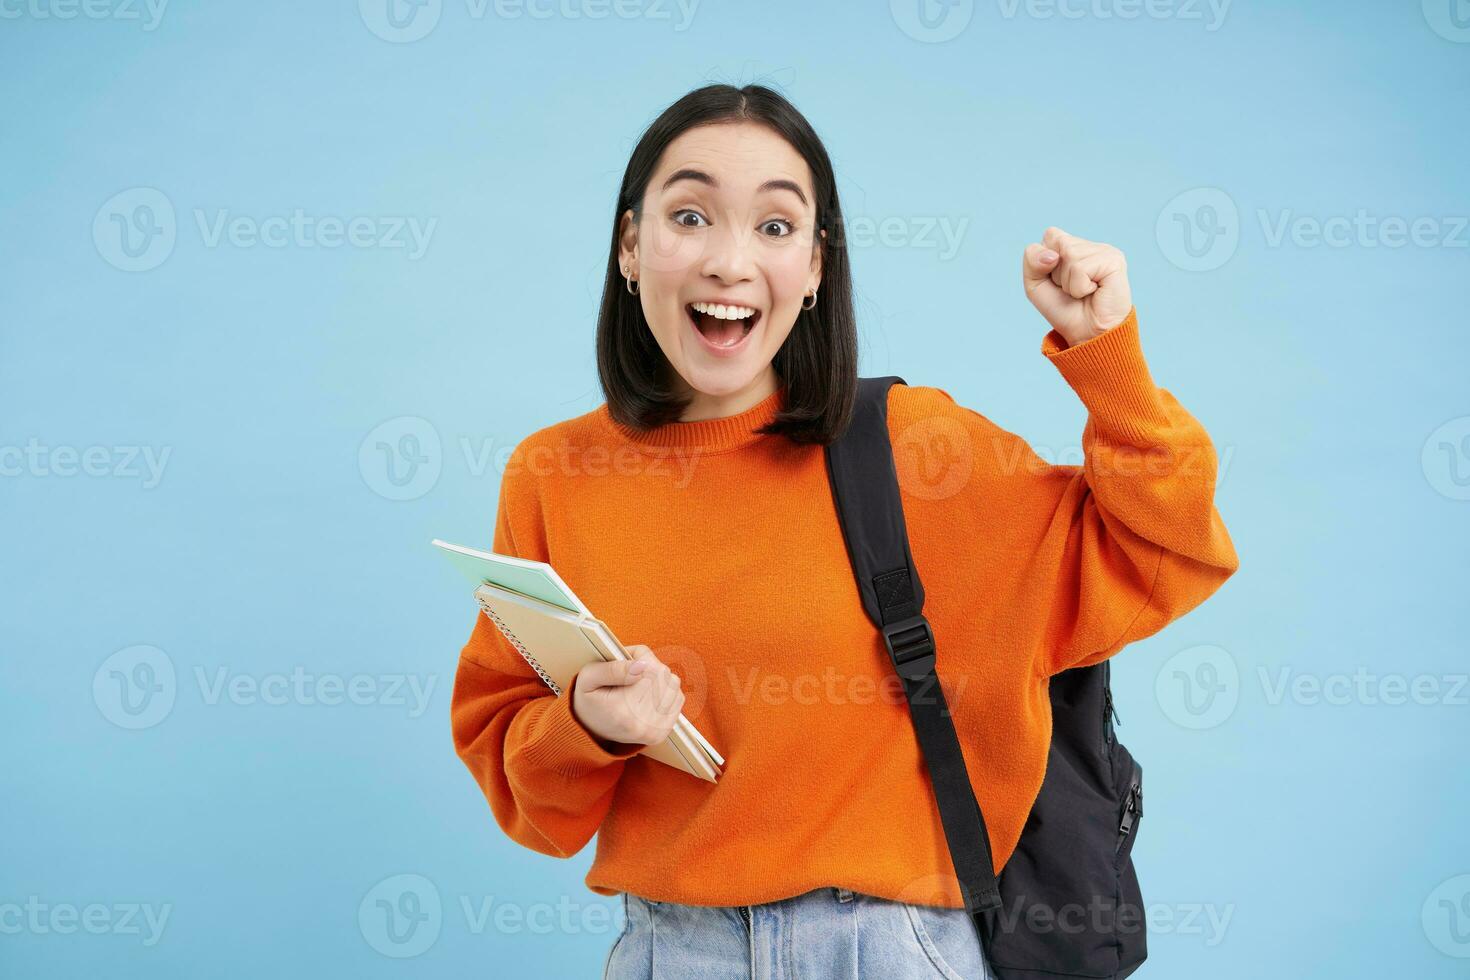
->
<box><xmin>580</xmin><ymin>657</ymin><xmax>644</xmax><ymax>688</ymax></box>
<box><xmin>606</xmin><ymin>644</ymin><xmax>685</xmax><ymax>743</ymax></box>
<box><xmin>594</xmin><ymin>643</ymin><xmax>658</xmax><ymax>686</ymax></box>
<box><xmin>629</xmin><ymin>645</ymin><xmax>682</xmax><ymax>693</ymax></box>
<box><xmin>579</xmin><ymin>645</ymin><xmax>666</xmax><ymax>688</ymax></box>
<box><xmin>625</xmin><ymin>644</ymin><xmax>674</xmax><ymax>690</ymax></box>
<box><xmin>1053</xmin><ymin>258</ymin><xmax>1098</xmax><ymax>299</ymax></box>
<box><xmin>1022</xmin><ymin>242</ymin><xmax>1060</xmax><ymax>287</ymax></box>
<box><xmin>1044</xmin><ymin>226</ymin><xmax>1095</xmax><ymax>297</ymax></box>
<box><xmin>655</xmin><ymin>670</ymin><xmax>685</xmax><ymax>715</ymax></box>
<box><xmin>1022</xmin><ymin>243</ymin><xmax>1067</xmax><ymax>318</ymax></box>
<box><xmin>626</xmin><ymin>666</ymin><xmax>682</xmax><ymax>744</ymax></box>
<box><xmin>1032</xmin><ymin>227</ymin><xmax>1110</xmax><ymax>300</ymax></box>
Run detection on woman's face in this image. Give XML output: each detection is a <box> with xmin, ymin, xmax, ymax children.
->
<box><xmin>619</xmin><ymin>121</ymin><xmax>823</xmax><ymax>408</ymax></box>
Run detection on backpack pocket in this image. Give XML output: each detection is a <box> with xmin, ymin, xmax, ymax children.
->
<box><xmin>980</xmin><ymin>666</ymin><xmax>1148</xmax><ymax>980</ymax></box>
<box><xmin>1110</xmin><ymin>745</ymin><xmax>1146</xmax><ymax>977</ymax></box>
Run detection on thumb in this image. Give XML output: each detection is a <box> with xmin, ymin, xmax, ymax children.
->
<box><xmin>579</xmin><ymin>657</ymin><xmax>649</xmax><ymax>690</ymax></box>
<box><xmin>1022</xmin><ymin>243</ymin><xmax>1068</xmax><ymax>315</ymax></box>
<box><xmin>1022</xmin><ymin>242</ymin><xmax>1059</xmax><ymax>287</ymax></box>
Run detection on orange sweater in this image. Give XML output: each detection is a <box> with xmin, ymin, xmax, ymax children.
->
<box><xmin>450</xmin><ymin>306</ymin><xmax>1239</xmax><ymax>909</ymax></box>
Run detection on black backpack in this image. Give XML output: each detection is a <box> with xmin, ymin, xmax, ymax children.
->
<box><xmin>823</xmin><ymin>375</ymin><xmax>1147</xmax><ymax>980</ymax></box>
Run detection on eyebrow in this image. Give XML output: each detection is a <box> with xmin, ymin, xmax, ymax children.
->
<box><xmin>660</xmin><ymin>168</ymin><xmax>809</xmax><ymax>208</ymax></box>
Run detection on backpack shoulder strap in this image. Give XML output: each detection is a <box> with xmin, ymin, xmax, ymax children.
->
<box><xmin>823</xmin><ymin>375</ymin><xmax>1002</xmax><ymax>915</ymax></box>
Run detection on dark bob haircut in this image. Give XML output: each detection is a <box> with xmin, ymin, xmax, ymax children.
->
<box><xmin>595</xmin><ymin>84</ymin><xmax>858</xmax><ymax>447</ymax></box>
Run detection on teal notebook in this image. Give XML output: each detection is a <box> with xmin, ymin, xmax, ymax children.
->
<box><xmin>434</xmin><ymin>536</ymin><xmax>726</xmax><ymax>776</ymax></box>
<box><xmin>431</xmin><ymin>539</ymin><xmax>588</xmax><ymax>616</ymax></box>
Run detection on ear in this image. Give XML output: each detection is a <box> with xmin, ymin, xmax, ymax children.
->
<box><xmin>809</xmin><ymin>226</ymin><xmax>825</xmax><ymax>293</ymax></box>
<box><xmin>617</xmin><ymin>208</ymin><xmax>638</xmax><ymax>274</ymax></box>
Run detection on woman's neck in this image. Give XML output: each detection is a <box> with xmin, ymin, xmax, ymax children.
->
<box><xmin>676</xmin><ymin>369</ymin><xmax>781</xmax><ymax>422</ymax></box>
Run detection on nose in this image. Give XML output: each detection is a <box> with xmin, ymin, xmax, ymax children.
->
<box><xmin>698</xmin><ymin>212</ymin><xmax>758</xmax><ymax>284</ymax></box>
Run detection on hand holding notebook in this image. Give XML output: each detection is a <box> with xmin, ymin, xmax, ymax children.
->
<box><xmin>570</xmin><ymin>647</ymin><xmax>687</xmax><ymax>751</ymax></box>
<box><xmin>434</xmin><ymin>538</ymin><xmax>723</xmax><ymax>782</ymax></box>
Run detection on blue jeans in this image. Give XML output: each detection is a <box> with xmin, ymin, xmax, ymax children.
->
<box><xmin>603</xmin><ymin>885</ymin><xmax>993</xmax><ymax>980</ymax></box>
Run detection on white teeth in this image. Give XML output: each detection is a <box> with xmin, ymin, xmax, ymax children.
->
<box><xmin>690</xmin><ymin>301</ymin><xmax>757</xmax><ymax>320</ymax></box>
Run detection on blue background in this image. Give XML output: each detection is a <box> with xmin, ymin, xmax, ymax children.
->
<box><xmin>3</xmin><ymin>0</ymin><xmax>1467</xmax><ymax>976</ymax></box>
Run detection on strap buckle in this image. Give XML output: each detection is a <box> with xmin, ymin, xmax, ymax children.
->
<box><xmin>963</xmin><ymin>883</ymin><xmax>1004</xmax><ymax>915</ymax></box>
<box><xmin>882</xmin><ymin>615</ymin><xmax>936</xmax><ymax>681</ymax></box>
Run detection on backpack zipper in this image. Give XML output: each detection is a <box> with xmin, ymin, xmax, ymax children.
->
<box><xmin>1116</xmin><ymin>776</ymin><xmax>1143</xmax><ymax>851</ymax></box>
<box><xmin>1102</xmin><ymin>664</ymin><xmax>1120</xmax><ymax>752</ymax></box>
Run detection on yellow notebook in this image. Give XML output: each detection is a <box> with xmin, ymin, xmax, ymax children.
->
<box><xmin>435</xmin><ymin>539</ymin><xmax>722</xmax><ymax>782</ymax></box>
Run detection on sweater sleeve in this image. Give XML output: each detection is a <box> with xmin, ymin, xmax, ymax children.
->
<box><xmin>1016</xmin><ymin>305</ymin><xmax>1241</xmax><ymax>676</ymax></box>
<box><xmin>897</xmin><ymin>306</ymin><xmax>1240</xmax><ymax>678</ymax></box>
<box><xmin>449</xmin><ymin>442</ymin><xmax>643</xmax><ymax>859</ymax></box>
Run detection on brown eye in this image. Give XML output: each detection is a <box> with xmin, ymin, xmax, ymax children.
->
<box><xmin>762</xmin><ymin>219</ymin><xmax>793</xmax><ymax>238</ymax></box>
<box><xmin>673</xmin><ymin>209</ymin><xmax>708</xmax><ymax>228</ymax></box>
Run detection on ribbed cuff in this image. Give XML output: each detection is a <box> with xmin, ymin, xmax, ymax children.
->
<box><xmin>518</xmin><ymin>690</ymin><xmax>644</xmax><ymax>778</ymax></box>
<box><xmin>1040</xmin><ymin>306</ymin><xmax>1170</xmax><ymax>442</ymax></box>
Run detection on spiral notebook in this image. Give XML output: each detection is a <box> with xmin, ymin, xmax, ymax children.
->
<box><xmin>434</xmin><ymin>539</ymin><xmax>722</xmax><ymax>782</ymax></box>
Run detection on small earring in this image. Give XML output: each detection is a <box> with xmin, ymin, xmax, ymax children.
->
<box><xmin>801</xmin><ymin>288</ymin><xmax>817</xmax><ymax>311</ymax></box>
<box><xmin>623</xmin><ymin>267</ymin><xmax>638</xmax><ymax>296</ymax></box>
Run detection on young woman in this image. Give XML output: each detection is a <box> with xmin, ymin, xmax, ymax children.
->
<box><xmin>450</xmin><ymin>84</ymin><xmax>1239</xmax><ymax>980</ymax></box>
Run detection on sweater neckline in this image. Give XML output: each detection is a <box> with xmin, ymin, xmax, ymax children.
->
<box><xmin>603</xmin><ymin>383</ymin><xmax>787</xmax><ymax>453</ymax></box>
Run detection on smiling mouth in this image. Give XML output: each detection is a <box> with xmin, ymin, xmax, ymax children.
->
<box><xmin>686</xmin><ymin>304</ymin><xmax>760</xmax><ymax>349</ymax></box>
